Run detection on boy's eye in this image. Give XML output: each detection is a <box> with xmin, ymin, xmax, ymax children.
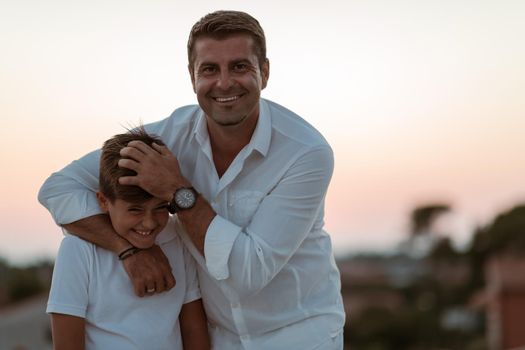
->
<box><xmin>128</xmin><ymin>207</ymin><xmax>143</xmax><ymax>213</ymax></box>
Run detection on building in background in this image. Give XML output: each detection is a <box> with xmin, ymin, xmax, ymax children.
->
<box><xmin>485</xmin><ymin>256</ymin><xmax>525</xmax><ymax>350</ymax></box>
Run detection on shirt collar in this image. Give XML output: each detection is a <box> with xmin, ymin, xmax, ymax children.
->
<box><xmin>192</xmin><ymin>99</ymin><xmax>272</xmax><ymax>157</ymax></box>
<box><xmin>194</xmin><ymin>109</ymin><xmax>209</xmax><ymax>146</ymax></box>
<box><xmin>250</xmin><ymin>99</ymin><xmax>271</xmax><ymax>157</ymax></box>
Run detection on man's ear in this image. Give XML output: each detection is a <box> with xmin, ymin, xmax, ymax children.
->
<box><xmin>96</xmin><ymin>191</ymin><xmax>109</xmax><ymax>212</ymax></box>
<box><xmin>261</xmin><ymin>58</ymin><xmax>270</xmax><ymax>90</ymax></box>
<box><xmin>188</xmin><ymin>64</ymin><xmax>197</xmax><ymax>93</ymax></box>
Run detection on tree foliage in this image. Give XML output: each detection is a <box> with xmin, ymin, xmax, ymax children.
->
<box><xmin>0</xmin><ymin>259</ymin><xmax>53</xmax><ymax>306</ymax></box>
<box><xmin>410</xmin><ymin>204</ymin><xmax>451</xmax><ymax>236</ymax></box>
<box><xmin>470</xmin><ymin>204</ymin><xmax>525</xmax><ymax>256</ymax></box>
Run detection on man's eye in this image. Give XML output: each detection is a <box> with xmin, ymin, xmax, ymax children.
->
<box><xmin>201</xmin><ymin>66</ymin><xmax>216</xmax><ymax>74</ymax></box>
<box><xmin>233</xmin><ymin>63</ymin><xmax>248</xmax><ymax>71</ymax></box>
<box><xmin>128</xmin><ymin>208</ymin><xmax>142</xmax><ymax>212</ymax></box>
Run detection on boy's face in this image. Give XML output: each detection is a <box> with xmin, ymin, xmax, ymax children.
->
<box><xmin>97</xmin><ymin>193</ymin><xmax>170</xmax><ymax>249</ymax></box>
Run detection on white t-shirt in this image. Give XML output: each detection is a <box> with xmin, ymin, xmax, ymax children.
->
<box><xmin>47</xmin><ymin>218</ymin><xmax>200</xmax><ymax>350</ymax></box>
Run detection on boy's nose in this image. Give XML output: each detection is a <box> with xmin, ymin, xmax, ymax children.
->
<box><xmin>142</xmin><ymin>213</ymin><xmax>156</xmax><ymax>229</ymax></box>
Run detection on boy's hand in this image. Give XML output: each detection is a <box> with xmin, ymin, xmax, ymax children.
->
<box><xmin>122</xmin><ymin>245</ymin><xmax>176</xmax><ymax>297</ymax></box>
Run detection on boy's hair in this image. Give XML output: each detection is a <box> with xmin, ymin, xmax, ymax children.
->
<box><xmin>99</xmin><ymin>128</ymin><xmax>165</xmax><ymax>203</ymax></box>
<box><xmin>187</xmin><ymin>10</ymin><xmax>267</xmax><ymax>72</ymax></box>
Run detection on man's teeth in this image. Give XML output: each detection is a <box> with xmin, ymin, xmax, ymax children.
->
<box><xmin>215</xmin><ymin>95</ymin><xmax>239</xmax><ymax>102</ymax></box>
<box><xmin>135</xmin><ymin>230</ymin><xmax>152</xmax><ymax>236</ymax></box>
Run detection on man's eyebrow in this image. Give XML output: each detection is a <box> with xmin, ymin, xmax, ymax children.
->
<box><xmin>198</xmin><ymin>61</ymin><xmax>217</xmax><ymax>66</ymax></box>
<box><xmin>231</xmin><ymin>59</ymin><xmax>252</xmax><ymax>64</ymax></box>
<box><xmin>198</xmin><ymin>58</ymin><xmax>253</xmax><ymax>66</ymax></box>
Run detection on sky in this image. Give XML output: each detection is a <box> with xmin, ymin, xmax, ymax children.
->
<box><xmin>1</xmin><ymin>0</ymin><xmax>525</xmax><ymax>264</ymax></box>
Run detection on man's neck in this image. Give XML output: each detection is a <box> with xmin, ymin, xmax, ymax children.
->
<box><xmin>207</xmin><ymin>114</ymin><xmax>258</xmax><ymax>178</ymax></box>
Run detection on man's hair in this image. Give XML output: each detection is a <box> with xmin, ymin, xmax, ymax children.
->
<box><xmin>187</xmin><ymin>10</ymin><xmax>267</xmax><ymax>71</ymax></box>
<box><xmin>99</xmin><ymin>128</ymin><xmax>165</xmax><ymax>203</ymax></box>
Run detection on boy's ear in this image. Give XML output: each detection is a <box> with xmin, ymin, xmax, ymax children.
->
<box><xmin>96</xmin><ymin>192</ymin><xmax>109</xmax><ymax>212</ymax></box>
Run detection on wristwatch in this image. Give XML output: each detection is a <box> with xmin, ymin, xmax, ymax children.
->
<box><xmin>167</xmin><ymin>187</ymin><xmax>198</xmax><ymax>214</ymax></box>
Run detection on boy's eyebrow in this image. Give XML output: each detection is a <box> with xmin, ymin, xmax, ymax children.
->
<box><xmin>125</xmin><ymin>199</ymin><xmax>144</xmax><ymax>204</ymax></box>
<box><xmin>126</xmin><ymin>203</ymin><xmax>144</xmax><ymax>208</ymax></box>
<box><xmin>123</xmin><ymin>200</ymin><xmax>146</xmax><ymax>206</ymax></box>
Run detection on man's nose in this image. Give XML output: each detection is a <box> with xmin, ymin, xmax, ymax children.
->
<box><xmin>216</xmin><ymin>70</ymin><xmax>233</xmax><ymax>90</ymax></box>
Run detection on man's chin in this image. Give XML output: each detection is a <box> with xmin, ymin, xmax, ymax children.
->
<box><xmin>210</xmin><ymin>113</ymin><xmax>248</xmax><ymax>127</ymax></box>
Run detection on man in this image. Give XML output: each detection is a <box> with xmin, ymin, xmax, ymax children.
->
<box><xmin>39</xmin><ymin>10</ymin><xmax>345</xmax><ymax>349</ymax></box>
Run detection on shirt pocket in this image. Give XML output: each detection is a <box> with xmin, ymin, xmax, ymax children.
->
<box><xmin>228</xmin><ymin>190</ymin><xmax>265</xmax><ymax>228</ymax></box>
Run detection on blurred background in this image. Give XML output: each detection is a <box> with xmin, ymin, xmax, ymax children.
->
<box><xmin>1</xmin><ymin>0</ymin><xmax>524</xmax><ymax>349</ymax></box>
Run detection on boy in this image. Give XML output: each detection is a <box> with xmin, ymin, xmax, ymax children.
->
<box><xmin>46</xmin><ymin>129</ymin><xmax>210</xmax><ymax>349</ymax></box>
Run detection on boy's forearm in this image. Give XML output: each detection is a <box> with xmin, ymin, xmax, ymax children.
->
<box><xmin>62</xmin><ymin>214</ymin><xmax>132</xmax><ymax>254</ymax></box>
<box><xmin>50</xmin><ymin>313</ymin><xmax>85</xmax><ymax>350</ymax></box>
<box><xmin>180</xmin><ymin>299</ymin><xmax>210</xmax><ymax>350</ymax></box>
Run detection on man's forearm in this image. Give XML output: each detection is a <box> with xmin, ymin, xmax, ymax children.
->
<box><xmin>64</xmin><ymin>214</ymin><xmax>176</xmax><ymax>296</ymax></box>
<box><xmin>177</xmin><ymin>195</ymin><xmax>216</xmax><ymax>256</ymax></box>
<box><xmin>62</xmin><ymin>214</ymin><xmax>132</xmax><ymax>254</ymax></box>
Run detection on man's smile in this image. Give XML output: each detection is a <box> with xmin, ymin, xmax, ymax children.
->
<box><xmin>212</xmin><ymin>94</ymin><xmax>243</xmax><ymax>103</ymax></box>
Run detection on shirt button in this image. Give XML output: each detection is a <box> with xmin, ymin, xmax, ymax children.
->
<box><xmin>231</xmin><ymin>302</ymin><xmax>240</xmax><ymax>308</ymax></box>
<box><xmin>240</xmin><ymin>335</ymin><xmax>249</xmax><ymax>341</ymax></box>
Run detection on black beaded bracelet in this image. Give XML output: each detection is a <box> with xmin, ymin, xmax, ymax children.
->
<box><xmin>118</xmin><ymin>246</ymin><xmax>142</xmax><ymax>260</ymax></box>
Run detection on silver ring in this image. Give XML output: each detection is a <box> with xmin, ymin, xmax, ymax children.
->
<box><xmin>146</xmin><ymin>288</ymin><xmax>155</xmax><ymax>293</ymax></box>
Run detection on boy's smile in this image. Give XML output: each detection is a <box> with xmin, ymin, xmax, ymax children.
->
<box><xmin>97</xmin><ymin>194</ymin><xmax>170</xmax><ymax>249</ymax></box>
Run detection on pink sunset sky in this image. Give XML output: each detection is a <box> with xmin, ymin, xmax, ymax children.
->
<box><xmin>1</xmin><ymin>0</ymin><xmax>525</xmax><ymax>264</ymax></box>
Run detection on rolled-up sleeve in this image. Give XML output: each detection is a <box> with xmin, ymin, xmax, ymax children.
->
<box><xmin>38</xmin><ymin>149</ymin><xmax>102</xmax><ymax>225</ymax></box>
<box><xmin>203</xmin><ymin>146</ymin><xmax>334</xmax><ymax>297</ymax></box>
<box><xmin>204</xmin><ymin>216</ymin><xmax>243</xmax><ymax>280</ymax></box>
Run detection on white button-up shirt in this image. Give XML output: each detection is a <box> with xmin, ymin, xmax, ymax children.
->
<box><xmin>39</xmin><ymin>98</ymin><xmax>345</xmax><ymax>350</ymax></box>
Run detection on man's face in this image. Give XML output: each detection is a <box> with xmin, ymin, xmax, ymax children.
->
<box><xmin>97</xmin><ymin>194</ymin><xmax>169</xmax><ymax>249</ymax></box>
<box><xmin>189</xmin><ymin>34</ymin><xmax>269</xmax><ymax>128</ymax></box>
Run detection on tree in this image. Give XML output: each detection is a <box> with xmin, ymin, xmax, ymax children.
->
<box><xmin>410</xmin><ymin>204</ymin><xmax>451</xmax><ymax>236</ymax></box>
<box><xmin>470</xmin><ymin>204</ymin><xmax>525</xmax><ymax>256</ymax></box>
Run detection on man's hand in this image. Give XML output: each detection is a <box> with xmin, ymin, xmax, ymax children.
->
<box><xmin>122</xmin><ymin>245</ymin><xmax>176</xmax><ymax>297</ymax></box>
<box><xmin>118</xmin><ymin>141</ymin><xmax>188</xmax><ymax>201</ymax></box>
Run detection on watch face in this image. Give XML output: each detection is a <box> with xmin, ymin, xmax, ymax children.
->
<box><xmin>175</xmin><ymin>188</ymin><xmax>196</xmax><ymax>209</ymax></box>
